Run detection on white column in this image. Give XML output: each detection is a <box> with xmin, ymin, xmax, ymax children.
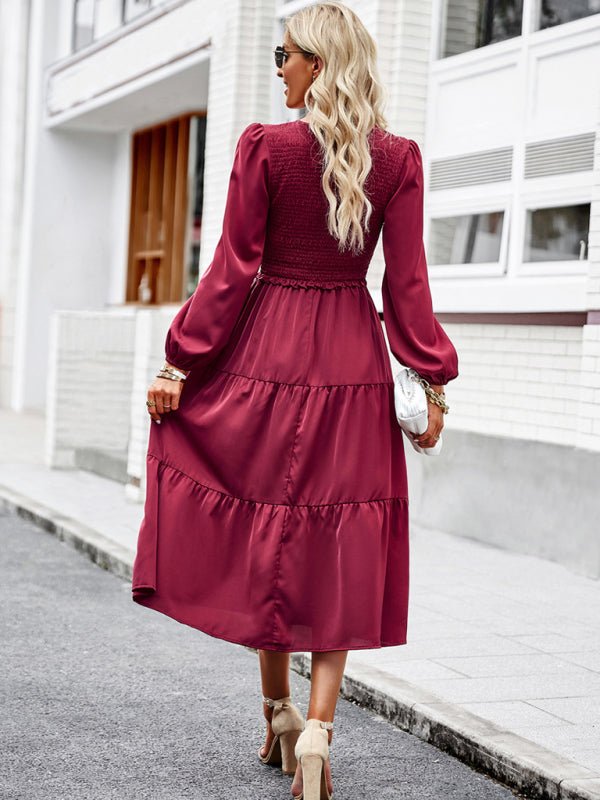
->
<box><xmin>0</xmin><ymin>0</ymin><xmax>31</xmax><ymax>408</ymax></box>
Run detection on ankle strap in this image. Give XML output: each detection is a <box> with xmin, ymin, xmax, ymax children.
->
<box><xmin>305</xmin><ymin>718</ymin><xmax>333</xmax><ymax>731</ymax></box>
<box><xmin>262</xmin><ymin>695</ymin><xmax>292</xmax><ymax>708</ymax></box>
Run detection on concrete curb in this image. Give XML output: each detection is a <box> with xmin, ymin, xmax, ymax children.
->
<box><xmin>291</xmin><ymin>655</ymin><xmax>600</xmax><ymax>800</ymax></box>
<box><xmin>0</xmin><ymin>485</ymin><xmax>133</xmax><ymax>582</ymax></box>
<box><xmin>2</xmin><ymin>484</ymin><xmax>599</xmax><ymax>800</ymax></box>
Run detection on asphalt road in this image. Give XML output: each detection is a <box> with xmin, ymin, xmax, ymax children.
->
<box><xmin>0</xmin><ymin>508</ymin><xmax>523</xmax><ymax>799</ymax></box>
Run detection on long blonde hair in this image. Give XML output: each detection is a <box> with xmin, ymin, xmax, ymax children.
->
<box><xmin>284</xmin><ymin>2</ymin><xmax>389</xmax><ymax>254</ymax></box>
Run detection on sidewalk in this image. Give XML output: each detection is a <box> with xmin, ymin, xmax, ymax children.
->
<box><xmin>2</xmin><ymin>408</ymin><xmax>600</xmax><ymax>800</ymax></box>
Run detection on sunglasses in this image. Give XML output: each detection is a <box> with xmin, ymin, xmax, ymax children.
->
<box><xmin>273</xmin><ymin>45</ymin><xmax>315</xmax><ymax>69</ymax></box>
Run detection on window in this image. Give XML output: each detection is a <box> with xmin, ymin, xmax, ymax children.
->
<box><xmin>442</xmin><ymin>0</ymin><xmax>523</xmax><ymax>58</ymax></box>
<box><xmin>71</xmin><ymin>0</ymin><xmax>160</xmax><ymax>52</ymax></box>
<box><xmin>523</xmin><ymin>203</ymin><xmax>590</xmax><ymax>264</ymax></box>
<box><xmin>540</xmin><ymin>0</ymin><xmax>600</xmax><ymax>29</ymax></box>
<box><xmin>428</xmin><ymin>210</ymin><xmax>506</xmax><ymax>276</ymax></box>
<box><xmin>72</xmin><ymin>0</ymin><xmax>95</xmax><ymax>51</ymax></box>
<box><xmin>126</xmin><ymin>114</ymin><xmax>206</xmax><ymax>305</ymax></box>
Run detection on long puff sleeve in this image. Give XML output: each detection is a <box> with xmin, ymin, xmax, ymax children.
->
<box><xmin>381</xmin><ymin>139</ymin><xmax>459</xmax><ymax>385</ymax></box>
<box><xmin>164</xmin><ymin>122</ymin><xmax>270</xmax><ymax>371</ymax></box>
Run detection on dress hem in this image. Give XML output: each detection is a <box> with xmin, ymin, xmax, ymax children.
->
<box><xmin>131</xmin><ymin>591</ymin><xmax>407</xmax><ymax>653</ymax></box>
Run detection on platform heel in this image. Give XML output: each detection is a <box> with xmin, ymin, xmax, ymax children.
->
<box><xmin>258</xmin><ymin>695</ymin><xmax>305</xmax><ymax>775</ymax></box>
<box><xmin>293</xmin><ymin>718</ymin><xmax>333</xmax><ymax>800</ymax></box>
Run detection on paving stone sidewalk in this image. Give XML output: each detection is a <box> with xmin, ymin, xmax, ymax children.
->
<box><xmin>2</xmin><ymin>409</ymin><xmax>600</xmax><ymax>799</ymax></box>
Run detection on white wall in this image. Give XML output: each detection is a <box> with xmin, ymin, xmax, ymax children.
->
<box><xmin>107</xmin><ymin>131</ymin><xmax>132</xmax><ymax>306</ymax></box>
<box><xmin>15</xmin><ymin>128</ymin><xmax>118</xmax><ymax>410</ymax></box>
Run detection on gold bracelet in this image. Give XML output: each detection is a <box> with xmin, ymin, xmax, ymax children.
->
<box><xmin>424</xmin><ymin>386</ymin><xmax>450</xmax><ymax>414</ymax></box>
<box><xmin>408</xmin><ymin>369</ymin><xmax>450</xmax><ymax>414</ymax></box>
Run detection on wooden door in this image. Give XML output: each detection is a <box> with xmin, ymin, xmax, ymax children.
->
<box><xmin>126</xmin><ymin>113</ymin><xmax>204</xmax><ymax>304</ymax></box>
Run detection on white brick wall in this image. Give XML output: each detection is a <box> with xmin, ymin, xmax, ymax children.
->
<box><xmin>578</xmin><ymin>324</ymin><xmax>600</xmax><ymax>450</ymax></box>
<box><xmin>44</xmin><ymin>306</ymin><xmax>180</xmax><ymax>486</ymax></box>
<box><xmin>45</xmin><ymin>310</ymin><xmax>136</xmax><ymax>467</ymax></box>
<box><xmin>367</xmin><ymin>0</ymin><xmax>434</xmax><ymax>293</ymax></box>
<box><xmin>125</xmin><ymin>306</ymin><xmax>182</xmax><ymax>502</ymax></box>
<box><xmin>444</xmin><ymin>323</ymin><xmax>584</xmax><ymax>449</ymax></box>
<box><xmin>196</xmin><ymin>0</ymin><xmax>274</xmax><ymax>279</ymax></box>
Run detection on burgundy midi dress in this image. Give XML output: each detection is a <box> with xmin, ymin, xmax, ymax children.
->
<box><xmin>131</xmin><ymin>119</ymin><xmax>459</xmax><ymax>653</ymax></box>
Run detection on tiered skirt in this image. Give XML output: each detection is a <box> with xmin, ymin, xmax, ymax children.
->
<box><xmin>132</xmin><ymin>271</ymin><xmax>410</xmax><ymax>652</ymax></box>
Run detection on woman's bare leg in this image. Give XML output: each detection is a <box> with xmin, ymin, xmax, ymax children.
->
<box><xmin>257</xmin><ymin>649</ymin><xmax>291</xmax><ymax>758</ymax></box>
<box><xmin>291</xmin><ymin>650</ymin><xmax>348</xmax><ymax>798</ymax></box>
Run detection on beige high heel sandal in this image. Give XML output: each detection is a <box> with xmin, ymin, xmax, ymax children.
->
<box><xmin>293</xmin><ymin>718</ymin><xmax>334</xmax><ymax>800</ymax></box>
<box><xmin>258</xmin><ymin>695</ymin><xmax>305</xmax><ymax>775</ymax></box>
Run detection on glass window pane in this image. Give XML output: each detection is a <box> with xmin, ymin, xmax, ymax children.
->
<box><xmin>523</xmin><ymin>204</ymin><xmax>590</xmax><ymax>262</ymax></box>
<box><xmin>443</xmin><ymin>0</ymin><xmax>523</xmax><ymax>58</ymax></box>
<box><xmin>123</xmin><ymin>0</ymin><xmax>151</xmax><ymax>23</ymax></box>
<box><xmin>94</xmin><ymin>0</ymin><xmax>123</xmax><ymax>38</ymax></box>
<box><xmin>540</xmin><ymin>0</ymin><xmax>600</xmax><ymax>30</ymax></box>
<box><xmin>429</xmin><ymin>212</ymin><xmax>504</xmax><ymax>265</ymax></box>
<box><xmin>184</xmin><ymin>116</ymin><xmax>207</xmax><ymax>299</ymax></box>
<box><xmin>73</xmin><ymin>0</ymin><xmax>95</xmax><ymax>51</ymax></box>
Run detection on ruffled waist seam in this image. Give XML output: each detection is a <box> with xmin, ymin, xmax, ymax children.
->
<box><xmin>257</xmin><ymin>271</ymin><xmax>368</xmax><ymax>290</ymax></box>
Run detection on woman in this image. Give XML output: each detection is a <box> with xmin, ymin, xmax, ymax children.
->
<box><xmin>132</xmin><ymin>3</ymin><xmax>458</xmax><ymax>798</ymax></box>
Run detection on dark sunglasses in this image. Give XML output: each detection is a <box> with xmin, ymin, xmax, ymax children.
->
<box><xmin>273</xmin><ymin>45</ymin><xmax>315</xmax><ymax>69</ymax></box>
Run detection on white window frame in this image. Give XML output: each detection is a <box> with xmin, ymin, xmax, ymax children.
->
<box><xmin>517</xmin><ymin>193</ymin><xmax>591</xmax><ymax>278</ymax></box>
<box><xmin>427</xmin><ymin>202</ymin><xmax>511</xmax><ymax>280</ymax></box>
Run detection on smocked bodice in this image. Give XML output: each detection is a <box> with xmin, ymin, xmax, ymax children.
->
<box><xmin>164</xmin><ymin>119</ymin><xmax>459</xmax><ymax>387</ymax></box>
<box><xmin>260</xmin><ymin>120</ymin><xmax>405</xmax><ymax>282</ymax></box>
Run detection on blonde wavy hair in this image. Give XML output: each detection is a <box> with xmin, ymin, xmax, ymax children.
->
<box><xmin>284</xmin><ymin>1</ymin><xmax>389</xmax><ymax>254</ymax></box>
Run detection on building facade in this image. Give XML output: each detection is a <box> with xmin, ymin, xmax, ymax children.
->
<box><xmin>1</xmin><ymin>0</ymin><xmax>599</xmax><ymax>574</ymax></box>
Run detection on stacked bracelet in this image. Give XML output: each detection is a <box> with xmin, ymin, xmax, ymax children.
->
<box><xmin>156</xmin><ymin>364</ymin><xmax>188</xmax><ymax>382</ymax></box>
<box><xmin>408</xmin><ymin>369</ymin><xmax>450</xmax><ymax>414</ymax></box>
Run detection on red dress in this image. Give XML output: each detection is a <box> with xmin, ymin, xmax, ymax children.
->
<box><xmin>131</xmin><ymin>120</ymin><xmax>458</xmax><ymax>652</ymax></box>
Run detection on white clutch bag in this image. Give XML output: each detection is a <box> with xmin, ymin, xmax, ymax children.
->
<box><xmin>393</xmin><ymin>367</ymin><xmax>442</xmax><ymax>456</ymax></box>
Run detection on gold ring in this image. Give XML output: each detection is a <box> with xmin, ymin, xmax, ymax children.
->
<box><xmin>146</xmin><ymin>400</ymin><xmax>156</xmax><ymax>407</ymax></box>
